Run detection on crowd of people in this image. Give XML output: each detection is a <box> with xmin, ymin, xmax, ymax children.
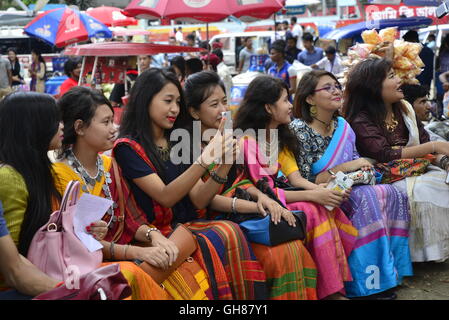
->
<box><xmin>1</xmin><ymin>19</ymin><xmax>449</xmax><ymax>301</ymax></box>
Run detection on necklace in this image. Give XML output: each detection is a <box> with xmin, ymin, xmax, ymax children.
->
<box><xmin>157</xmin><ymin>145</ymin><xmax>171</xmax><ymax>161</ymax></box>
<box><xmin>385</xmin><ymin>112</ymin><xmax>399</xmax><ymax>132</ymax></box>
<box><xmin>66</xmin><ymin>149</ymin><xmax>117</xmax><ymax>228</ymax></box>
<box><xmin>312</xmin><ymin>116</ymin><xmax>332</xmax><ymax>131</ymax></box>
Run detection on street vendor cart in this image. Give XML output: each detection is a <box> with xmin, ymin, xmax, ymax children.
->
<box><xmin>63</xmin><ymin>41</ymin><xmax>204</xmax><ymax>123</ymax></box>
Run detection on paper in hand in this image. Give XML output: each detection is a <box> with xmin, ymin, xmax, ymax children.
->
<box><xmin>73</xmin><ymin>193</ymin><xmax>113</xmax><ymax>252</ymax></box>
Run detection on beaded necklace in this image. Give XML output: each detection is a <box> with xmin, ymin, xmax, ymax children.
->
<box><xmin>66</xmin><ymin>149</ymin><xmax>117</xmax><ymax>228</ymax></box>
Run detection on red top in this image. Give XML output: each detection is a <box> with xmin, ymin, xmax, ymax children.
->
<box><xmin>59</xmin><ymin>77</ymin><xmax>78</xmax><ymax>97</ymax></box>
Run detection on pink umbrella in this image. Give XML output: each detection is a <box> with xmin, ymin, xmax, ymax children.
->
<box><xmin>86</xmin><ymin>6</ymin><xmax>138</xmax><ymax>27</ymax></box>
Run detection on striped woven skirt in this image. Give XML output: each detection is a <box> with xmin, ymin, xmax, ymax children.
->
<box><xmin>251</xmin><ymin>240</ymin><xmax>318</xmax><ymax>300</ymax></box>
<box><xmin>285</xmin><ymin>200</ymin><xmax>358</xmax><ymax>299</ymax></box>
<box><xmin>186</xmin><ymin>220</ymin><xmax>268</xmax><ymax>300</ymax></box>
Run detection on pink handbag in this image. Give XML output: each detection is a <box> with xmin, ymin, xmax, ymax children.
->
<box><xmin>27</xmin><ymin>180</ymin><xmax>103</xmax><ymax>282</ymax></box>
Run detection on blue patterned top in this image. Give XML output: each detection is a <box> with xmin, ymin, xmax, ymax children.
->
<box><xmin>289</xmin><ymin>118</ymin><xmax>339</xmax><ymax>181</ymax></box>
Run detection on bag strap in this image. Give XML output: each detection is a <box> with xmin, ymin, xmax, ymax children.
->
<box><xmin>55</xmin><ymin>180</ymin><xmax>80</xmax><ymax>227</ymax></box>
<box><xmin>111</xmin><ymin>158</ymin><xmax>125</xmax><ymax>242</ymax></box>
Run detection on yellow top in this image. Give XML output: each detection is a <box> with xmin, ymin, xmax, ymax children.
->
<box><xmin>52</xmin><ymin>154</ymin><xmax>112</xmax><ymax>198</ymax></box>
<box><xmin>0</xmin><ymin>165</ymin><xmax>28</xmax><ymax>245</ymax></box>
<box><xmin>278</xmin><ymin>149</ymin><xmax>300</xmax><ymax>177</ymax></box>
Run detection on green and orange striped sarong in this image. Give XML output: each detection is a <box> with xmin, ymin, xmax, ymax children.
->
<box><xmin>202</xmin><ymin>165</ymin><xmax>318</xmax><ymax>300</ymax></box>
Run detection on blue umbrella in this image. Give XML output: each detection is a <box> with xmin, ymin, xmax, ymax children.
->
<box><xmin>24</xmin><ymin>7</ymin><xmax>112</xmax><ymax>48</ymax></box>
<box><xmin>322</xmin><ymin>16</ymin><xmax>433</xmax><ymax>41</ymax></box>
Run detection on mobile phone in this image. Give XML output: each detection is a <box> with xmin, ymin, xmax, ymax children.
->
<box><xmin>445</xmin><ymin>171</ymin><xmax>449</xmax><ymax>185</ymax></box>
<box><xmin>221</xmin><ymin>111</ymin><xmax>233</xmax><ymax>131</ymax></box>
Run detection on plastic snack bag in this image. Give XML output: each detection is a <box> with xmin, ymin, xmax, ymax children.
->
<box><xmin>379</xmin><ymin>27</ymin><xmax>398</xmax><ymax>43</ymax></box>
<box><xmin>361</xmin><ymin>29</ymin><xmax>382</xmax><ymax>45</ymax></box>
<box><xmin>404</xmin><ymin>42</ymin><xmax>422</xmax><ymax>60</ymax></box>
<box><xmin>394</xmin><ymin>56</ymin><xmax>414</xmax><ymax>70</ymax></box>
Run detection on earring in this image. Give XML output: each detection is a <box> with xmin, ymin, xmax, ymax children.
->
<box><xmin>310</xmin><ymin>105</ymin><xmax>317</xmax><ymax>116</ymax></box>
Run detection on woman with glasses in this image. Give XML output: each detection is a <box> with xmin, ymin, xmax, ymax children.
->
<box><xmin>281</xmin><ymin>70</ymin><xmax>412</xmax><ymax>300</ymax></box>
<box><xmin>235</xmin><ymin>74</ymin><xmax>358</xmax><ymax>300</ymax></box>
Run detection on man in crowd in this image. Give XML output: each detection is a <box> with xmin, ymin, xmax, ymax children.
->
<box><xmin>213</xmin><ymin>48</ymin><xmax>233</xmax><ymax>101</ymax></box>
<box><xmin>311</xmin><ymin>46</ymin><xmax>344</xmax><ymax>75</ymax></box>
<box><xmin>285</xmin><ymin>34</ymin><xmax>301</xmax><ymax>64</ymax></box>
<box><xmin>138</xmin><ymin>55</ymin><xmax>152</xmax><ymax>74</ymax></box>
<box><xmin>268</xmin><ymin>40</ymin><xmax>298</xmax><ymax>93</ymax></box>
<box><xmin>291</xmin><ymin>16</ymin><xmax>303</xmax><ymax>50</ymax></box>
<box><xmin>297</xmin><ymin>33</ymin><xmax>324</xmax><ymax>66</ymax></box>
<box><xmin>59</xmin><ymin>58</ymin><xmax>82</xmax><ymax>97</ymax></box>
<box><xmin>238</xmin><ymin>37</ymin><xmax>254</xmax><ymax>74</ymax></box>
<box><xmin>401</xmin><ymin>83</ymin><xmax>449</xmax><ymax>141</ymax></box>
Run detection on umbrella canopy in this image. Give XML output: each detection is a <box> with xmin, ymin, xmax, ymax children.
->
<box><xmin>24</xmin><ymin>8</ymin><xmax>112</xmax><ymax>48</ymax></box>
<box><xmin>63</xmin><ymin>41</ymin><xmax>204</xmax><ymax>56</ymax></box>
<box><xmin>322</xmin><ymin>16</ymin><xmax>433</xmax><ymax>41</ymax></box>
<box><xmin>123</xmin><ymin>0</ymin><xmax>285</xmax><ymax>23</ymax></box>
<box><xmin>86</xmin><ymin>6</ymin><xmax>138</xmax><ymax>27</ymax></box>
<box><xmin>229</xmin><ymin>0</ymin><xmax>285</xmax><ymax>22</ymax></box>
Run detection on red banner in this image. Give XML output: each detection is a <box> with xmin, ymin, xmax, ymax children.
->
<box><xmin>365</xmin><ymin>4</ymin><xmax>449</xmax><ymax>24</ymax></box>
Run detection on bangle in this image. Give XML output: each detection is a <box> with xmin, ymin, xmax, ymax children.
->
<box><xmin>231</xmin><ymin>197</ymin><xmax>237</xmax><ymax>214</ymax></box>
<box><xmin>210</xmin><ymin>170</ymin><xmax>228</xmax><ymax>184</ymax></box>
<box><xmin>110</xmin><ymin>241</ymin><xmax>116</xmax><ymax>260</ymax></box>
<box><xmin>328</xmin><ymin>169</ymin><xmax>336</xmax><ymax>176</ymax></box>
<box><xmin>195</xmin><ymin>159</ymin><xmax>209</xmax><ymax>172</ymax></box>
<box><xmin>440</xmin><ymin>155</ymin><xmax>449</xmax><ymax>170</ymax></box>
<box><xmin>145</xmin><ymin>227</ymin><xmax>160</xmax><ymax>243</ymax></box>
<box><xmin>124</xmin><ymin>244</ymin><xmax>130</xmax><ymax>260</ymax></box>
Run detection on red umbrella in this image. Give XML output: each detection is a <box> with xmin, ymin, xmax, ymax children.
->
<box><xmin>229</xmin><ymin>0</ymin><xmax>286</xmax><ymax>22</ymax></box>
<box><xmin>63</xmin><ymin>41</ymin><xmax>204</xmax><ymax>56</ymax></box>
<box><xmin>86</xmin><ymin>6</ymin><xmax>138</xmax><ymax>27</ymax></box>
<box><xmin>124</xmin><ymin>0</ymin><xmax>285</xmax><ymax>22</ymax></box>
<box><xmin>123</xmin><ymin>0</ymin><xmax>232</xmax><ymax>23</ymax></box>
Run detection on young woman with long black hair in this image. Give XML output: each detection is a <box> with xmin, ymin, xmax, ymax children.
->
<box><xmin>0</xmin><ymin>91</ymin><xmax>106</xmax><ymax>293</ymax></box>
<box><xmin>113</xmin><ymin>68</ymin><xmax>268</xmax><ymax>300</ymax></box>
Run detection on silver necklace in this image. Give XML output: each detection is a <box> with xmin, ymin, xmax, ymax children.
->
<box><xmin>66</xmin><ymin>149</ymin><xmax>117</xmax><ymax>228</ymax></box>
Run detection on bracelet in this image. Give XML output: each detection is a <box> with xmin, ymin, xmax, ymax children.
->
<box><xmin>124</xmin><ymin>244</ymin><xmax>130</xmax><ymax>260</ymax></box>
<box><xmin>231</xmin><ymin>197</ymin><xmax>237</xmax><ymax>214</ymax></box>
<box><xmin>210</xmin><ymin>170</ymin><xmax>228</xmax><ymax>184</ymax></box>
<box><xmin>145</xmin><ymin>227</ymin><xmax>160</xmax><ymax>242</ymax></box>
<box><xmin>110</xmin><ymin>241</ymin><xmax>116</xmax><ymax>260</ymax></box>
<box><xmin>440</xmin><ymin>155</ymin><xmax>449</xmax><ymax>170</ymax></box>
<box><xmin>328</xmin><ymin>169</ymin><xmax>336</xmax><ymax>176</ymax></box>
<box><xmin>195</xmin><ymin>159</ymin><xmax>209</xmax><ymax>172</ymax></box>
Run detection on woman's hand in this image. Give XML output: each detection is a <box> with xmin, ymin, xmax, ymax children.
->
<box><xmin>200</xmin><ymin>118</ymin><xmax>237</xmax><ymax>166</ymax></box>
<box><xmin>86</xmin><ymin>220</ymin><xmax>108</xmax><ymax>241</ymax></box>
<box><xmin>435</xmin><ymin>141</ymin><xmax>449</xmax><ymax>157</ymax></box>
<box><xmin>135</xmin><ymin>246</ymin><xmax>171</xmax><ymax>270</ymax></box>
<box><xmin>344</xmin><ymin>158</ymin><xmax>374</xmax><ymax>172</ymax></box>
<box><xmin>149</xmin><ymin>231</ymin><xmax>179</xmax><ymax>267</ymax></box>
<box><xmin>256</xmin><ymin>194</ymin><xmax>282</xmax><ymax>219</ymax></box>
<box><xmin>309</xmin><ymin>187</ymin><xmax>345</xmax><ymax>208</ymax></box>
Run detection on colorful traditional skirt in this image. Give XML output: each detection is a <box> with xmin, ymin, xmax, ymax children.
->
<box><xmin>186</xmin><ymin>220</ymin><xmax>268</xmax><ymax>300</ymax></box>
<box><xmin>340</xmin><ymin>184</ymin><xmax>413</xmax><ymax>297</ymax></box>
<box><xmin>285</xmin><ymin>200</ymin><xmax>357</xmax><ymax>299</ymax></box>
<box><xmin>251</xmin><ymin>240</ymin><xmax>318</xmax><ymax>300</ymax></box>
